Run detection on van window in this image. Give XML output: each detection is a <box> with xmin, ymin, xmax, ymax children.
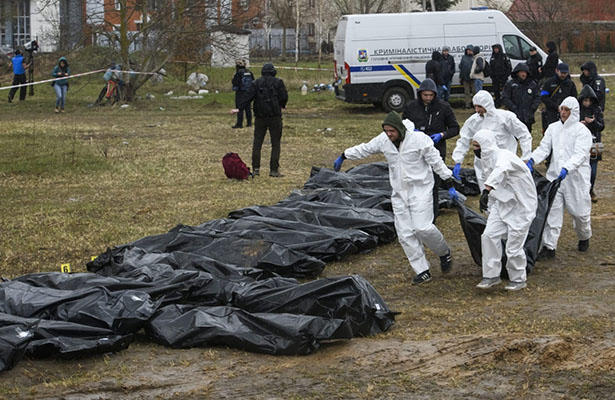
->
<box><xmin>503</xmin><ymin>35</ymin><xmax>532</xmax><ymax>60</ymax></box>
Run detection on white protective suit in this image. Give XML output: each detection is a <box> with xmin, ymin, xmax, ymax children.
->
<box><xmin>344</xmin><ymin>119</ymin><xmax>453</xmax><ymax>275</ymax></box>
<box><xmin>474</xmin><ymin>130</ymin><xmax>537</xmax><ymax>283</ymax></box>
<box><xmin>530</xmin><ymin>96</ymin><xmax>592</xmax><ymax>250</ymax></box>
<box><xmin>452</xmin><ymin>90</ymin><xmax>533</xmax><ymax>191</ymax></box>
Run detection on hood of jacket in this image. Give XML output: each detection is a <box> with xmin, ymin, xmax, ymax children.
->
<box><xmin>511</xmin><ymin>62</ymin><xmax>530</xmax><ymax>79</ymax></box>
<box><xmin>382</xmin><ymin>111</ymin><xmax>406</xmax><ymax>141</ymax></box>
<box><xmin>560</xmin><ymin>96</ymin><xmax>580</xmax><ymax>129</ymax></box>
<box><xmin>472</xmin><ymin>90</ymin><xmax>496</xmax><ymax>115</ymax></box>
<box><xmin>491</xmin><ymin>44</ymin><xmax>503</xmax><ymax>57</ymax></box>
<box><xmin>261</xmin><ymin>63</ymin><xmax>277</xmax><ymax>77</ymax></box>
<box><xmin>464</xmin><ymin>45</ymin><xmax>473</xmax><ymax>56</ymax></box>
<box><xmin>472</xmin><ymin>46</ymin><xmax>481</xmax><ymax>56</ymax></box>
<box><xmin>417</xmin><ymin>78</ymin><xmax>438</xmax><ymax>95</ymax></box>
<box><xmin>431</xmin><ymin>51</ymin><xmax>442</xmax><ymax>61</ymax></box>
<box><xmin>580</xmin><ymin>61</ymin><xmax>597</xmax><ymax>77</ymax></box>
<box><xmin>472</xmin><ymin>129</ymin><xmax>498</xmax><ymax>161</ymax></box>
<box><xmin>546</xmin><ymin>41</ymin><xmax>557</xmax><ymax>53</ymax></box>
<box><xmin>578</xmin><ymin>84</ymin><xmax>598</xmax><ymax>104</ymax></box>
<box><xmin>58</xmin><ymin>56</ymin><xmax>68</xmax><ymax>66</ymax></box>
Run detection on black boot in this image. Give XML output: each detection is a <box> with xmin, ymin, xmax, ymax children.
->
<box><xmin>578</xmin><ymin>239</ymin><xmax>589</xmax><ymax>252</ymax></box>
<box><xmin>536</xmin><ymin>247</ymin><xmax>556</xmax><ymax>261</ymax></box>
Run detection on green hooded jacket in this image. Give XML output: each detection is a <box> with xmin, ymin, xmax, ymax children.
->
<box><xmin>51</xmin><ymin>57</ymin><xmax>70</xmax><ymax>86</ymax></box>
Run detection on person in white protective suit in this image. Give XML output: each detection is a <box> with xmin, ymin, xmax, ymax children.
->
<box><xmin>333</xmin><ymin>112</ymin><xmax>460</xmax><ymax>285</ymax></box>
<box><xmin>526</xmin><ymin>97</ymin><xmax>593</xmax><ymax>260</ymax></box>
<box><xmin>472</xmin><ymin>130</ymin><xmax>537</xmax><ymax>291</ymax></box>
<box><xmin>451</xmin><ymin>90</ymin><xmax>533</xmax><ymax>191</ymax></box>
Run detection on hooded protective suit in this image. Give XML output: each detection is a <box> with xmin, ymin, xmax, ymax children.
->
<box><xmin>343</xmin><ymin>115</ymin><xmax>453</xmax><ymax>275</ymax></box>
<box><xmin>530</xmin><ymin>97</ymin><xmax>592</xmax><ymax>250</ymax></box>
<box><xmin>452</xmin><ymin>90</ymin><xmax>533</xmax><ymax>190</ymax></box>
<box><xmin>474</xmin><ymin>130</ymin><xmax>537</xmax><ymax>283</ymax></box>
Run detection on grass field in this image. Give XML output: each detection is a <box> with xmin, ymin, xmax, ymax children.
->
<box><xmin>1</xmin><ymin>63</ymin><xmax>615</xmax><ymax>399</ymax></box>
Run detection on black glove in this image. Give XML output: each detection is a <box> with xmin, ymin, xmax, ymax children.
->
<box><xmin>479</xmin><ymin>189</ymin><xmax>489</xmax><ymax>213</ymax></box>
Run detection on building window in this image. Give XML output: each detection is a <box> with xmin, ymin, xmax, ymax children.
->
<box><xmin>239</xmin><ymin>0</ymin><xmax>250</xmax><ymax>10</ymax></box>
<box><xmin>114</xmin><ymin>0</ymin><xmax>121</xmax><ymax>10</ymax></box>
<box><xmin>2</xmin><ymin>0</ymin><xmax>31</xmax><ymax>48</ymax></box>
<box><xmin>307</xmin><ymin>23</ymin><xmax>315</xmax><ymax>37</ymax></box>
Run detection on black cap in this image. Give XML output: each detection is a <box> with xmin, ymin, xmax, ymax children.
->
<box><xmin>529</xmin><ymin>46</ymin><xmax>537</xmax><ymax>51</ymax></box>
<box><xmin>14</xmin><ymin>49</ymin><xmax>21</xmax><ymax>55</ymax></box>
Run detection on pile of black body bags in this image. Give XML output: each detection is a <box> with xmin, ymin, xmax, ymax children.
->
<box><xmin>0</xmin><ymin>163</ymin><xmax>560</xmax><ymax>372</ymax></box>
<box><xmin>1</xmin><ymin>163</ymin><xmax>401</xmax><ymax>372</ymax></box>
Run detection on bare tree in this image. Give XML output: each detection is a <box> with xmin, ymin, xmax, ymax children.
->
<box><xmin>269</xmin><ymin>0</ymin><xmax>296</xmax><ymax>59</ymax></box>
<box><xmin>506</xmin><ymin>0</ymin><xmax>589</xmax><ymax>51</ymax></box>
<box><xmin>330</xmin><ymin>0</ymin><xmax>400</xmax><ymax>15</ymax></box>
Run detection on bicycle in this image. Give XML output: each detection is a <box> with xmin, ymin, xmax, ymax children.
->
<box><xmin>95</xmin><ymin>79</ymin><xmax>125</xmax><ymax>106</ymax></box>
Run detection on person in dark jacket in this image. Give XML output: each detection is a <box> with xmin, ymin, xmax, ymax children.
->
<box><xmin>459</xmin><ymin>45</ymin><xmax>474</xmax><ymax>108</ymax></box>
<box><xmin>231</xmin><ymin>59</ymin><xmax>255</xmax><ymax>128</ymax></box>
<box><xmin>8</xmin><ymin>50</ymin><xmax>29</xmax><ymax>103</ymax></box>
<box><xmin>231</xmin><ymin>60</ymin><xmax>254</xmax><ymax>129</ymax></box>
<box><xmin>502</xmin><ymin>63</ymin><xmax>541</xmax><ymax>132</ymax></box>
<box><xmin>425</xmin><ymin>51</ymin><xmax>444</xmax><ymax>96</ymax></box>
<box><xmin>440</xmin><ymin>46</ymin><xmax>455</xmax><ymax>102</ymax></box>
<box><xmin>580</xmin><ymin>61</ymin><xmax>606</xmax><ymax>111</ymax></box>
<box><xmin>540</xmin><ymin>63</ymin><xmax>577</xmax><ymax>132</ymax></box>
<box><xmin>402</xmin><ymin>78</ymin><xmax>460</xmax><ymax>221</ymax></box>
<box><xmin>235</xmin><ymin>63</ymin><xmax>288</xmax><ymax>177</ymax></box>
<box><xmin>527</xmin><ymin>46</ymin><xmax>543</xmax><ymax>82</ymax></box>
<box><xmin>489</xmin><ymin>44</ymin><xmax>512</xmax><ymax>108</ymax></box>
<box><xmin>541</xmin><ymin>40</ymin><xmax>559</xmax><ymax>86</ymax></box>
<box><xmin>578</xmin><ymin>85</ymin><xmax>605</xmax><ymax>203</ymax></box>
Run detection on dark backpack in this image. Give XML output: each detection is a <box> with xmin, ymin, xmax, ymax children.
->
<box><xmin>222</xmin><ymin>152</ymin><xmax>252</xmax><ymax>180</ymax></box>
<box><xmin>483</xmin><ymin>59</ymin><xmax>492</xmax><ymax>78</ymax></box>
<box><xmin>240</xmin><ymin>71</ymin><xmax>254</xmax><ymax>92</ymax></box>
<box><xmin>254</xmin><ymin>77</ymin><xmax>280</xmax><ymax>117</ymax></box>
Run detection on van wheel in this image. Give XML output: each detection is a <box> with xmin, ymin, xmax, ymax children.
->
<box><xmin>382</xmin><ymin>87</ymin><xmax>409</xmax><ymax>112</ymax></box>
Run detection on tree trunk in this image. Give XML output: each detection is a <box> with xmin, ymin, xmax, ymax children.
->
<box><xmin>430</xmin><ymin>0</ymin><xmax>436</xmax><ymax>11</ymax></box>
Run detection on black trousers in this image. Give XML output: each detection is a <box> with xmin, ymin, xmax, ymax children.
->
<box><xmin>252</xmin><ymin>116</ymin><xmax>283</xmax><ymax>172</ymax></box>
<box><xmin>235</xmin><ymin>96</ymin><xmax>252</xmax><ymax>127</ymax></box>
<box><xmin>491</xmin><ymin>75</ymin><xmax>507</xmax><ymax>107</ymax></box>
<box><xmin>8</xmin><ymin>74</ymin><xmax>27</xmax><ymax>101</ymax></box>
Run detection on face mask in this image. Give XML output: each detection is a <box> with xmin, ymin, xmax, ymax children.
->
<box><xmin>474</xmin><ymin>148</ymin><xmax>482</xmax><ymax>158</ymax></box>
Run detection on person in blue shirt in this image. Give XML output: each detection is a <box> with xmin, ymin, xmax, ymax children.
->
<box><xmin>8</xmin><ymin>50</ymin><xmax>30</xmax><ymax>103</ymax></box>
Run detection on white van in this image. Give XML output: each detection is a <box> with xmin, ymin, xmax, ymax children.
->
<box><xmin>334</xmin><ymin>9</ymin><xmax>548</xmax><ymax>112</ymax></box>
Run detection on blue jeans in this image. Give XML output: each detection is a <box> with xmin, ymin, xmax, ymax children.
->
<box><xmin>474</xmin><ymin>79</ymin><xmax>483</xmax><ymax>92</ymax></box>
<box><xmin>54</xmin><ymin>84</ymin><xmax>68</xmax><ymax>108</ymax></box>
<box><xmin>590</xmin><ymin>159</ymin><xmax>598</xmax><ymax>192</ymax></box>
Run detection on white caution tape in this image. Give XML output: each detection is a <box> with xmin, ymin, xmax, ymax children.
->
<box><xmin>0</xmin><ymin>69</ymin><xmax>163</xmax><ymax>91</ymax></box>
<box><xmin>276</xmin><ymin>66</ymin><xmax>334</xmax><ymax>72</ymax></box>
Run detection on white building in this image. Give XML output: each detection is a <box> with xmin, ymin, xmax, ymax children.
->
<box><xmin>0</xmin><ymin>1</ymin><xmax>59</xmax><ymax>52</ymax></box>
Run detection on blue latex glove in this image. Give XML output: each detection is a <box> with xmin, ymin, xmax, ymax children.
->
<box><xmin>558</xmin><ymin>168</ymin><xmax>568</xmax><ymax>180</ymax></box>
<box><xmin>526</xmin><ymin>158</ymin><xmax>534</xmax><ymax>172</ymax></box>
<box><xmin>333</xmin><ymin>155</ymin><xmax>344</xmax><ymax>172</ymax></box>
<box><xmin>448</xmin><ymin>187</ymin><xmax>459</xmax><ymax>203</ymax></box>
<box><xmin>452</xmin><ymin>163</ymin><xmax>461</xmax><ymax>180</ymax></box>
<box><xmin>430</xmin><ymin>133</ymin><xmax>443</xmax><ymax>144</ymax></box>
<box><xmin>442</xmin><ymin>85</ymin><xmax>448</xmax><ymax>91</ymax></box>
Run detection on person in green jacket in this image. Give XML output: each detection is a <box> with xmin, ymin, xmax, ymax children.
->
<box><xmin>51</xmin><ymin>57</ymin><xmax>70</xmax><ymax>113</ymax></box>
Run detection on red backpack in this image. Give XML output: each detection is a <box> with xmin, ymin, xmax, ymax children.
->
<box><xmin>222</xmin><ymin>152</ymin><xmax>252</xmax><ymax>179</ymax></box>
